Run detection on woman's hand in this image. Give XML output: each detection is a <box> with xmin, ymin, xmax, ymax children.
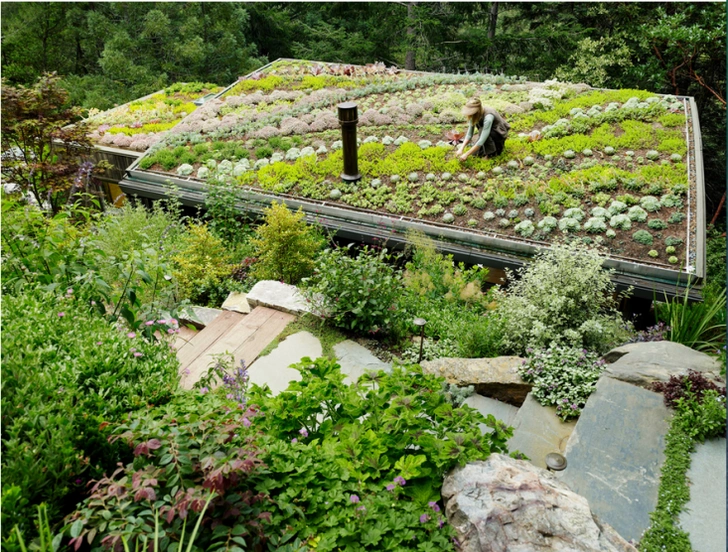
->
<box><xmin>459</xmin><ymin>152</ymin><xmax>469</xmax><ymax>162</ymax></box>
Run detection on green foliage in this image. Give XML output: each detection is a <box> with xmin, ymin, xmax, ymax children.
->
<box><xmin>64</xmin><ymin>390</ymin><xmax>266</xmax><ymax>551</ymax></box>
<box><xmin>171</xmin><ymin>223</ymin><xmax>235</xmax><ymax>306</ymax></box>
<box><xmin>202</xmin><ymin>183</ymin><xmax>252</xmax><ymax>247</ymax></box>
<box><xmin>250</xmin><ymin>202</ymin><xmax>326</xmax><ymax>284</ymax></box>
<box><xmin>655</xmin><ymin>284</ymin><xmax>726</xmax><ymax>353</ymax></box>
<box><xmin>519</xmin><ymin>347</ymin><xmax>606</xmax><ymax>420</ymax></box>
<box><xmin>495</xmin><ymin>241</ymin><xmax>631</xmax><ymax>354</ymax></box>
<box><xmin>1</xmin><ymin>289</ymin><xmax>179</xmax><ymax>540</ymax></box>
<box><xmin>302</xmin><ymin>244</ymin><xmax>402</xmax><ymax>334</ymax></box>
<box><xmin>249</xmin><ymin>357</ymin><xmax>513</xmax><ymax>550</ymax></box>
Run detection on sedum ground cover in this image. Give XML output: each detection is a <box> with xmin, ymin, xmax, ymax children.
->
<box><xmin>85</xmin><ymin>82</ymin><xmax>223</xmax><ymax>152</ymax></box>
<box><xmin>135</xmin><ymin>59</ymin><xmax>694</xmax><ymax>269</ymax></box>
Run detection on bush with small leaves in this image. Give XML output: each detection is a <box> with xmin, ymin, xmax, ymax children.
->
<box><xmin>513</xmin><ymin>194</ymin><xmax>529</xmax><ymax>207</ymax></box>
<box><xmin>494</xmin><ymin>241</ymin><xmax>631</xmax><ymax>354</ymax></box>
<box><xmin>648</xmin><ymin>219</ymin><xmax>668</xmax><ymax>230</ymax></box>
<box><xmin>665</xmin><ymin>236</ymin><xmax>683</xmax><ymax>247</ymax></box>
<box><xmin>584</xmin><ymin>217</ymin><xmax>607</xmax><ymax>233</ymax></box>
<box><xmin>627</xmin><ymin>206</ymin><xmax>648</xmax><ymax>223</ymax></box>
<box><xmin>633</xmin><ymin>230</ymin><xmax>654</xmax><ymax>245</ymax></box>
<box><xmin>558</xmin><ymin>217</ymin><xmax>581</xmax><ymax>233</ymax></box>
<box><xmin>648</xmin><ymin>250</ymin><xmax>659</xmax><ymax>258</ymax></box>
<box><xmin>610</xmin><ymin>214</ymin><xmax>631</xmax><ymax>230</ymax></box>
<box><xmin>493</xmin><ymin>196</ymin><xmax>509</xmax><ymax>209</ymax></box>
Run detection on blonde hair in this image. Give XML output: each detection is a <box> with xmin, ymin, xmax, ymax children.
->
<box><xmin>462</xmin><ymin>97</ymin><xmax>484</xmax><ymax>122</ymax></box>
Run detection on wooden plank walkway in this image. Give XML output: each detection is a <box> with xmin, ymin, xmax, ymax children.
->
<box><xmin>178</xmin><ymin>306</ymin><xmax>295</xmax><ymax>390</ymax></box>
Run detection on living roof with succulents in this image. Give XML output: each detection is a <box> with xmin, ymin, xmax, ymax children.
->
<box><xmin>120</xmin><ymin>59</ymin><xmax>704</xmax><ymax>282</ymax></box>
<box><xmin>85</xmin><ymin>82</ymin><xmax>223</xmax><ymax>152</ymax></box>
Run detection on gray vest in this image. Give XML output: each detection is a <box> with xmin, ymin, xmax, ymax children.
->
<box><xmin>479</xmin><ymin>107</ymin><xmax>510</xmax><ymax>138</ymax></box>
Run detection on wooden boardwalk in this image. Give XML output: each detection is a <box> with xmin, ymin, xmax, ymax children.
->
<box><xmin>176</xmin><ymin>306</ymin><xmax>295</xmax><ymax>390</ymax></box>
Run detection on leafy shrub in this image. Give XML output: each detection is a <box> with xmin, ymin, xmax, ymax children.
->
<box><xmin>249</xmin><ymin>357</ymin><xmax>513</xmax><ymax>550</ymax></box>
<box><xmin>250</xmin><ymin>202</ymin><xmax>325</xmax><ymax>285</ymax></box>
<box><xmin>172</xmin><ymin>223</ymin><xmax>236</xmax><ymax>306</ymax></box>
<box><xmin>633</xmin><ymin>230</ymin><xmax>654</xmax><ymax>245</ymax></box>
<box><xmin>495</xmin><ymin>241</ymin><xmax>631</xmax><ymax>354</ymax></box>
<box><xmin>2</xmin><ymin>290</ymin><xmax>179</xmax><ymax>539</ymax></box>
<box><xmin>519</xmin><ymin>347</ymin><xmax>606</xmax><ymax>420</ymax></box>
<box><xmin>203</xmin><ymin>183</ymin><xmax>252</xmax><ymax>247</ymax></box>
<box><xmin>302</xmin><ymin>244</ymin><xmax>402</xmax><ymax>334</ymax></box>
<box><xmin>652</xmin><ymin>369</ymin><xmax>726</xmax><ymax>410</ymax></box>
<box><xmin>64</xmin><ymin>390</ymin><xmax>267</xmax><ymax>551</ymax></box>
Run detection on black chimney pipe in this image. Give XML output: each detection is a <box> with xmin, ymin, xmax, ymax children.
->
<box><xmin>337</xmin><ymin>102</ymin><xmax>361</xmax><ymax>182</ymax></box>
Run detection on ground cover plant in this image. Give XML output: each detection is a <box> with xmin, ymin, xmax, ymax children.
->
<box><xmin>134</xmin><ymin>59</ymin><xmax>695</xmax><ymax>269</ymax></box>
<box><xmin>86</xmin><ymin>82</ymin><xmax>223</xmax><ymax>151</ymax></box>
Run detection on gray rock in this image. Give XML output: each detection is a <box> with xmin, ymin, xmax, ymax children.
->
<box><xmin>420</xmin><ymin>357</ymin><xmax>530</xmax><ymax>406</ymax></box>
<box><xmin>679</xmin><ymin>438</ymin><xmax>726</xmax><ymax>552</ymax></box>
<box><xmin>179</xmin><ymin>306</ymin><xmax>222</xmax><ymax>329</ymax></box>
<box><xmin>559</xmin><ymin>377</ymin><xmax>671</xmax><ymax>542</ymax></box>
<box><xmin>333</xmin><ymin>340</ymin><xmax>391</xmax><ymax>385</ymax></box>
<box><xmin>603</xmin><ymin>341</ymin><xmax>724</xmax><ymax>389</ymax></box>
<box><xmin>508</xmin><ymin>393</ymin><xmax>577</xmax><ymax>469</ymax></box>
<box><xmin>221</xmin><ymin>291</ymin><xmax>251</xmax><ymax>314</ymax></box>
<box><xmin>248</xmin><ymin>331</ymin><xmax>322</xmax><ymax>395</ymax></box>
<box><xmin>442</xmin><ymin>455</ymin><xmax>636</xmax><ymax>552</ymax></box>
<box><xmin>246</xmin><ymin>280</ymin><xmax>312</xmax><ymax>315</ymax></box>
<box><xmin>463</xmin><ymin>394</ymin><xmax>519</xmax><ymax>430</ymax></box>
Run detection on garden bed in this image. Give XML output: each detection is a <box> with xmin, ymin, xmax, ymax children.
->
<box><xmin>120</xmin><ymin>59</ymin><xmax>705</xmax><ymax>287</ymax></box>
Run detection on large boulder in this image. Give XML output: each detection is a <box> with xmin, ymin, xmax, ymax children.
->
<box><xmin>420</xmin><ymin>357</ymin><xmax>530</xmax><ymax>406</ymax></box>
<box><xmin>442</xmin><ymin>455</ymin><xmax>636</xmax><ymax>552</ymax></box>
<box><xmin>603</xmin><ymin>341</ymin><xmax>724</xmax><ymax>389</ymax></box>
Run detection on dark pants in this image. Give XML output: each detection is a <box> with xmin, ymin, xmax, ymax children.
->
<box><xmin>476</xmin><ymin>132</ymin><xmax>506</xmax><ymax>157</ymax></box>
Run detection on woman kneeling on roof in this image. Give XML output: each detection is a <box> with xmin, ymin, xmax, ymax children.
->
<box><xmin>457</xmin><ymin>98</ymin><xmax>510</xmax><ymax>162</ymax></box>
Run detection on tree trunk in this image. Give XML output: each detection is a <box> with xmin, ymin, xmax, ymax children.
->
<box><xmin>488</xmin><ymin>2</ymin><xmax>499</xmax><ymax>40</ymax></box>
<box><xmin>405</xmin><ymin>2</ymin><xmax>416</xmax><ymax>70</ymax></box>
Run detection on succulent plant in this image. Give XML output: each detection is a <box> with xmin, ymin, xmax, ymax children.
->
<box><xmin>408</xmin><ymin>172</ymin><xmax>420</xmax><ymax>182</ymax></box>
<box><xmin>458</xmin><ymin>173</ymin><xmax>469</xmax><ymax>182</ymax></box>
<box><xmin>498</xmin><ymin>218</ymin><xmax>510</xmax><ymax>228</ymax></box>
<box><xmin>370</xmin><ymin>178</ymin><xmax>382</xmax><ymax>188</ymax></box>
<box><xmin>640</xmin><ymin>196</ymin><xmax>661</xmax><ymax>212</ymax></box>
<box><xmin>558</xmin><ymin>217</ymin><xmax>580</xmax><ymax>233</ymax></box>
<box><xmin>563</xmin><ymin>207</ymin><xmax>585</xmax><ymax>222</ymax></box>
<box><xmin>426</xmin><ymin>173</ymin><xmax>436</xmax><ymax>181</ymax></box>
<box><xmin>442</xmin><ymin>213</ymin><xmax>455</xmax><ymax>223</ymax></box>
<box><xmin>584</xmin><ymin>217</ymin><xmax>607</xmax><ymax>233</ymax></box>
<box><xmin>491</xmin><ymin>166</ymin><xmax>504</xmax><ymax>175</ymax></box>
<box><xmin>453</xmin><ymin>204</ymin><xmax>468</xmax><ymax>216</ymax></box>
<box><xmin>329</xmin><ymin>189</ymin><xmax>342</xmax><ymax>200</ymax></box>
<box><xmin>660</xmin><ymin>194</ymin><xmax>683</xmax><ymax>209</ymax></box>
<box><xmin>666</xmin><ymin>245</ymin><xmax>676</xmax><ymax>254</ymax></box>
<box><xmin>523</xmin><ymin>207</ymin><xmax>535</xmax><ymax>218</ymax></box>
<box><xmin>390</xmin><ymin>174</ymin><xmax>401</xmax><ymax>183</ymax></box>
<box><xmin>607</xmin><ymin>200</ymin><xmax>628</xmax><ymax>216</ymax></box>
<box><xmin>609</xmin><ymin>214</ymin><xmax>631</xmax><ymax>230</ymax></box>
<box><xmin>563</xmin><ymin>150</ymin><xmax>576</xmax><ymax>159</ymax></box>
<box><xmin>270</xmin><ymin>152</ymin><xmax>284</xmax><ymax>163</ymax></box>
<box><xmin>196</xmin><ymin>166</ymin><xmax>210</xmax><ymax>180</ymax></box>
<box><xmin>664</xmin><ymin>236</ymin><xmax>683</xmax><ymax>247</ymax></box>
<box><xmin>591</xmin><ymin>207</ymin><xmax>609</xmax><ymax>219</ymax></box>
<box><xmin>606</xmin><ymin>229</ymin><xmax>617</xmax><ymax>239</ymax></box>
<box><xmin>483</xmin><ymin>211</ymin><xmax>496</xmax><ymax>221</ymax></box>
<box><xmin>668</xmin><ymin>256</ymin><xmax>679</xmax><ymax>264</ymax></box>
<box><xmin>670</xmin><ymin>153</ymin><xmax>683</xmax><ymax>163</ymax></box>
<box><xmin>177</xmin><ymin>163</ymin><xmax>194</xmax><ymax>176</ymax></box>
<box><xmin>507</xmin><ymin>160</ymin><xmax>520</xmax><ymax>170</ymax></box>
<box><xmin>646</xmin><ymin>150</ymin><xmax>660</xmax><ymax>160</ymax></box>
<box><xmin>647</xmin><ymin>219</ymin><xmax>668</xmax><ymax>230</ymax></box>
<box><xmin>668</xmin><ymin>212</ymin><xmax>686</xmax><ymax>224</ymax></box>
<box><xmin>476</xmin><ymin>171</ymin><xmax>487</xmax><ymax>180</ymax></box>
<box><xmin>418</xmin><ymin>140</ymin><xmax>432</xmax><ymax>149</ymax></box>
<box><xmin>442</xmin><ymin>172</ymin><xmax>452</xmax><ymax>181</ymax></box>
<box><xmin>363</xmin><ymin>135</ymin><xmax>379</xmax><ymax>143</ymax></box>
<box><xmin>537</xmin><ymin>216</ymin><xmax>558</xmax><ymax>232</ymax></box>
<box><xmin>544</xmin><ymin>154</ymin><xmax>553</xmax><ymax>161</ymax></box>
<box><xmin>508</xmin><ymin>209</ymin><xmax>519</xmax><ymax>219</ymax></box>
<box><xmin>604</xmin><ymin>146</ymin><xmax>616</xmax><ymax>156</ymax></box>
<box><xmin>523</xmin><ymin>156</ymin><xmax>535</xmax><ymax>166</ymax></box>
<box><xmin>467</xmin><ymin>218</ymin><xmax>479</xmax><ymax>228</ymax></box>
<box><xmin>393</xmin><ymin>135</ymin><xmax>409</xmax><ymax>146</ymax></box>
<box><xmin>582</xmin><ymin>148</ymin><xmax>593</xmax><ymax>157</ymax></box>
<box><xmin>514</xmin><ymin>220</ymin><xmax>535</xmax><ymax>237</ymax></box>
<box><xmin>381</xmin><ymin>135</ymin><xmax>395</xmax><ymax>145</ymax></box>
<box><xmin>627</xmin><ymin>206</ymin><xmax>648</xmax><ymax>223</ymax></box>
<box><xmin>648</xmin><ymin>250</ymin><xmax>659</xmax><ymax>258</ymax></box>
<box><xmin>632</xmin><ymin>230</ymin><xmax>654</xmax><ymax>245</ymax></box>
<box><xmin>331</xmin><ymin>140</ymin><xmax>343</xmax><ymax>150</ymax></box>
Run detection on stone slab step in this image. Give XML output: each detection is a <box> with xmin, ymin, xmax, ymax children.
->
<box><xmin>507</xmin><ymin>393</ymin><xmax>576</xmax><ymax>469</ymax></box>
<box><xmin>679</xmin><ymin>437</ymin><xmax>726</xmax><ymax>552</ymax></box>
<box><xmin>333</xmin><ymin>340</ymin><xmax>391</xmax><ymax>385</ymax></box>
<box><xmin>178</xmin><ymin>307</ymin><xmax>295</xmax><ymax>390</ymax></box>
<box><xmin>179</xmin><ymin>306</ymin><xmax>223</xmax><ymax>330</ymax></box>
<box><xmin>222</xmin><ymin>291</ymin><xmax>251</xmax><ymax>314</ymax></box>
<box><xmin>246</xmin><ymin>280</ymin><xmax>312</xmax><ymax>315</ymax></box>
<box><xmin>558</xmin><ymin>376</ymin><xmax>671</xmax><ymax>543</ymax></box>
<box><xmin>463</xmin><ymin>394</ymin><xmax>519</xmax><ymax>433</ymax></box>
<box><xmin>248</xmin><ymin>331</ymin><xmax>323</xmax><ymax>395</ymax></box>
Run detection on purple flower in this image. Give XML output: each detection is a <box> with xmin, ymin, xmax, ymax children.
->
<box><xmin>66</xmin><ymin>288</ymin><xmax>74</xmax><ymax>295</ymax></box>
<box><xmin>75</xmin><ymin>478</ymin><xmax>82</xmax><ymax>485</ymax></box>
<box><xmin>299</xmin><ymin>428</ymin><xmax>309</xmax><ymax>437</ymax></box>
<box><xmin>242</xmin><ymin>417</ymin><xmax>252</xmax><ymax>427</ymax></box>
<box><xmin>200</xmin><ymin>387</ymin><xmax>209</xmax><ymax>395</ymax></box>
<box><xmin>386</xmin><ymin>483</ymin><xmax>396</xmax><ymax>491</ymax></box>
<box><xmin>96</xmin><ymin>341</ymin><xmax>103</xmax><ymax>346</ymax></box>
<box><xmin>350</xmin><ymin>494</ymin><xmax>360</xmax><ymax>504</ymax></box>
<box><xmin>291</xmin><ymin>438</ymin><xmax>298</xmax><ymax>444</ymax></box>
<box><xmin>127</xmin><ymin>332</ymin><xmax>136</xmax><ymax>339</ymax></box>
<box><xmin>428</xmin><ymin>501</ymin><xmax>441</xmax><ymax>513</ymax></box>
<box><xmin>167</xmin><ymin>328</ymin><xmax>175</xmax><ymax>334</ymax></box>
<box><xmin>145</xmin><ymin>320</ymin><xmax>155</xmax><ymax>326</ymax></box>
<box><xmin>438</xmin><ymin>518</ymin><xmax>445</xmax><ymax>529</ymax></box>
<box><xmin>133</xmin><ymin>352</ymin><xmax>143</xmax><ymax>358</ymax></box>
<box><xmin>356</xmin><ymin>505</ymin><xmax>366</xmax><ymax>512</ymax></box>
<box><xmin>58</xmin><ymin>312</ymin><xmax>65</xmax><ymax>318</ymax></box>
<box><xmin>157</xmin><ymin>319</ymin><xmax>167</xmax><ymax>324</ymax></box>
<box><xmin>420</xmin><ymin>514</ymin><xmax>430</xmax><ymax>523</ymax></box>
<box><xmin>394</xmin><ymin>476</ymin><xmax>406</xmax><ymax>486</ymax></box>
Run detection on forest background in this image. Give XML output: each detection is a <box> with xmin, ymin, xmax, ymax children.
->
<box><xmin>1</xmin><ymin>1</ymin><xmax>725</xmax><ymax>220</ymax></box>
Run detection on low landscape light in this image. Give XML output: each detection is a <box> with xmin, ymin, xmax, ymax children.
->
<box><xmin>413</xmin><ymin>317</ymin><xmax>427</xmax><ymax>363</ymax></box>
<box><xmin>545</xmin><ymin>452</ymin><xmax>567</xmax><ymax>472</ymax></box>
